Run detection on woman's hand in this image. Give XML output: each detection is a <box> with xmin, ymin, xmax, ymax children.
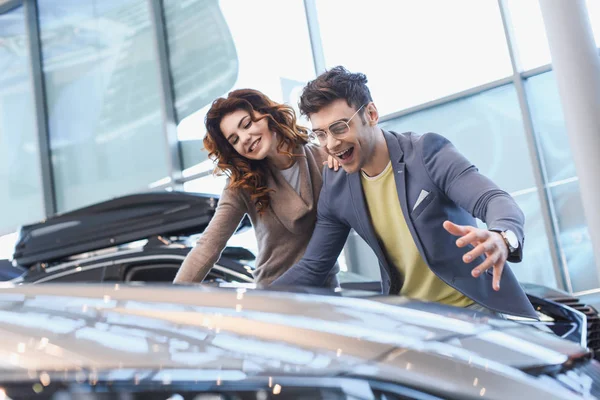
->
<box><xmin>323</xmin><ymin>155</ymin><xmax>341</xmax><ymax>171</ymax></box>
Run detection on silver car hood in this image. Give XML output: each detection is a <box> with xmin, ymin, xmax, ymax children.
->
<box><xmin>0</xmin><ymin>284</ymin><xmax>590</xmax><ymax>400</ymax></box>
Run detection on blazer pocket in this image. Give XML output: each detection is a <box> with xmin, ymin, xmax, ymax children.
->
<box><xmin>410</xmin><ymin>192</ymin><xmax>436</xmax><ymax>220</ymax></box>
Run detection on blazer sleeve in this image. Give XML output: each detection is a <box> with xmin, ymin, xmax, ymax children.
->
<box><xmin>174</xmin><ymin>185</ymin><xmax>247</xmax><ymax>283</ymax></box>
<box><xmin>419</xmin><ymin>132</ymin><xmax>525</xmax><ymax>262</ymax></box>
<box><xmin>271</xmin><ymin>170</ymin><xmax>351</xmax><ymax>287</ymax></box>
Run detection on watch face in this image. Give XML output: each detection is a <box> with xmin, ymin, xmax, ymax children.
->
<box><xmin>505</xmin><ymin>230</ymin><xmax>519</xmax><ymax>249</ymax></box>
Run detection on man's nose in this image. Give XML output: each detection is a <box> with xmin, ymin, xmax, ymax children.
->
<box><xmin>326</xmin><ymin>133</ymin><xmax>341</xmax><ymax>150</ymax></box>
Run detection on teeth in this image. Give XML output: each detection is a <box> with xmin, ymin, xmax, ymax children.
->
<box><xmin>249</xmin><ymin>138</ymin><xmax>260</xmax><ymax>152</ymax></box>
<box><xmin>335</xmin><ymin>149</ymin><xmax>351</xmax><ymax>157</ymax></box>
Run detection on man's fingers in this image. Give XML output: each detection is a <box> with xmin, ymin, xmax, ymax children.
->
<box><xmin>463</xmin><ymin>240</ymin><xmax>494</xmax><ymax>263</ymax></box>
<box><xmin>492</xmin><ymin>262</ymin><xmax>504</xmax><ymax>291</ymax></box>
<box><xmin>443</xmin><ymin>221</ymin><xmax>472</xmax><ymax>237</ymax></box>
<box><xmin>456</xmin><ymin>230</ymin><xmax>487</xmax><ymax>248</ymax></box>
<box><xmin>471</xmin><ymin>254</ymin><xmax>496</xmax><ymax>277</ymax></box>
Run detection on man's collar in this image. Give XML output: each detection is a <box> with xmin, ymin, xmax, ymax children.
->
<box><xmin>382</xmin><ymin>129</ymin><xmax>405</xmax><ymax>163</ymax></box>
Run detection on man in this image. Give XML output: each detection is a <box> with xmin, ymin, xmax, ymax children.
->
<box><xmin>272</xmin><ymin>66</ymin><xmax>536</xmax><ymax>319</ymax></box>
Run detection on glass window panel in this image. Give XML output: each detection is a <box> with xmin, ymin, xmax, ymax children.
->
<box><xmin>526</xmin><ymin>71</ymin><xmax>597</xmax><ymax>292</ymax></box>
<box><xmin>525</xmin><ymin>72</ymin><xmax>576</xmax><ymax>183</ymax></box>
<box><xmin>381</xmin><ymin>84</ymin><xmax>536</xmax><ymax>194</ymax></box>
<box><xmin>511</xmin><ymin>190</ymin><xmax>557</xmax><ymax>288</ymax></box>
<box><xmin>163</xmin><ymin>0</ymin><xmax>316</xmax><ymax>170</ymax></box>
<box><xmin>550</xmin><ymin>181</ymin><xmax>598</xmax><ymax>292</ymax></box>
<box><xmin>38</xmin><ymin>0</ymin><xmax>170</xmax><ymax>212</ymax></box>
<box><xmin>316</xmin><ymin>0</ymin><xmax>513</xmax><ymax>116</ymax></box>
<box><xmin>0</xmin><ymin>6</ymin><xmax>45</xmax><ymax>232</ymax></box>
<box><xmin>505</xmin><ymin>0</ymin><xmax>552</xmax><ymax>70</ymax></box>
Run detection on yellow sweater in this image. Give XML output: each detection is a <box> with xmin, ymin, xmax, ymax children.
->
<box><xmin>361</xmin><ymin>162</ymin><xmax>472</xmax><ymax>307</ymax></box>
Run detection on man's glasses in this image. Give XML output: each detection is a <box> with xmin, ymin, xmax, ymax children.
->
<box><xmin>310</xmin><ymin>104</ymin><xmax>366</xmax><ymax>145</ymax></box>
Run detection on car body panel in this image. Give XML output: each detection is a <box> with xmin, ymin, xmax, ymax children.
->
<box><xmin>0</xmin><ymin>284</ymin><xmax>594</xmax><ymax>399</ymax></box>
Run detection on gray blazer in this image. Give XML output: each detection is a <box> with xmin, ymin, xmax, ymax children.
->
<box><xmin>273</xmin><ymin>130</ymin><xmax>537</xmax><ymax>319</ymax></box>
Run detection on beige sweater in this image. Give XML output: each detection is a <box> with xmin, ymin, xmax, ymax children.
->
<box><xmin>174</xmin><ymin>144</ymin><xmax>329</xmax><ymax>285</ymax></box>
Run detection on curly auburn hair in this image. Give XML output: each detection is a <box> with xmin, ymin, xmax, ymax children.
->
<box><xmin>203</xmin><ymin>89</ymin><xmax>310</xmax><ymax>214</ymax></box>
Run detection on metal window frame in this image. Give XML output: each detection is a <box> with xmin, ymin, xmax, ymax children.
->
<box><xmin>497</xmin><ymin>0</ymin><xmax>569</xmax><ymax>291</ymax></box>
<box><xmin>304</xmin><ymin>0</ymin><xmax>326</xmax><ymax>76</ymax></box>
<box><xmin>23</xmin><ymin>0</ymin><xmax>56</xmax><ymax>217</ymax></box>
<box><xmin>0</xmin><ymin>0</ymin><xmax>55</xmax><ymax>236</ymax></box>
<box><xmin>378</xmin><ymin>76</ymin><xmax>515</xmax><ymax>123</ymax></box>
<box><xmin>0</xmin><ymin>0</ymin><xmax>21</xmax><ymax>14</ymax></box>
<box><xmin>148</xmin><ymin>0</ymin><xmax>183</xmax><ymax>191</ymax></box>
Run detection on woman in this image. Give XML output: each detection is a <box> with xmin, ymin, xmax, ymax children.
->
<box><xmin>174</xmin><ymin>89</ymin><xmax>338</xmax><ymax>286</ymax></box>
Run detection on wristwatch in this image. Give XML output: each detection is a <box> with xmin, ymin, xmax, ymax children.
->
<box><xmin>496</xmin><ymin>230</ymin><xmax>519</xmax><ymax>255</ymax></box>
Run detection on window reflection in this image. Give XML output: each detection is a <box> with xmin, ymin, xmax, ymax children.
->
<box><xmin>75</xmin><ymin>326</ymin><xmax>149</xmax><ymax>353</ymax></box>
<box><xmin>0</xmin><ymin>6</ymin><xmax>44</xmax><ymax>231</ymax></box>
<box><xmin>38</xmin><ymin>0</ymin><xmax>170</xmax><ymax>212</ymax></box>
<box><xmin>212</xmin><ymin>335</ymin><xmax>316</xmax><ymax>365</ymax></box>
<box><xmin>0</xmin><ymin>310</ymin><xmax>86</xmax><ymax>334</ymax></box>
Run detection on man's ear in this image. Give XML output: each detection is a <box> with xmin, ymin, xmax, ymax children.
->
<box><xmin>365</xmin><ymin>102</ymin><xmax>379</xmax><ymax>126</ymax></box>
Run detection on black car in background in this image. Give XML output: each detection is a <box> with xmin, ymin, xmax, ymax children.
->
<box><xmin>1</xmin><ymin>192</ymin><xmax>254</xmax><ymax>286</ymax></box>
<box><xmin>1</xmin><ymin>191</ymin><xmax>599</xmax><ymax>359</ymax></box>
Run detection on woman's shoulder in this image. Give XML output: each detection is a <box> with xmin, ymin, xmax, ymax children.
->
<box><xmin>220</xmin><ymin>179</ymin><xmax>251</xmax><ymax>207</ymax></box>
<box><xmin>304</xmin><ymin>142</ymin><xmax>327</xmax><ymax>161</ymax></box>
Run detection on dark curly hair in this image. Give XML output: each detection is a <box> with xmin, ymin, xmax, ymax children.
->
<box><xmin>299</xmin><ymin>65</ymin><xmax>373</xmax><ymax>120</ymax></box>
<box><xmin>203</xmin><ymin>89</ymin><xmax>309</xmax><ymax>214</ymax></box>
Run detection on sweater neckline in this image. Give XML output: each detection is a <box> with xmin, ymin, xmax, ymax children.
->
<box><xmin>265</xmin><ymin>144</ymin><xmax>322</xmax><ymax>234</ymax></box>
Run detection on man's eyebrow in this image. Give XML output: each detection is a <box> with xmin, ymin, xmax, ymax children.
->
<box><xmin>312</xmin><ymin>117</ymin><xmax>347</xmax><ymax>131</ymax></box>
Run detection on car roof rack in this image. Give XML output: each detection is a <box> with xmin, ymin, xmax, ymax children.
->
<box><xmin>13</xmin><ymin>191</ymin><xmax>219</xmax><ymax>267</ymax></box>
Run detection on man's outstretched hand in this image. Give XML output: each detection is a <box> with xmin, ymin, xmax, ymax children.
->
<box><xmin>443</xmin><ymin>220</ymin><xmax>508</xmax><ymax>292</ymax></box>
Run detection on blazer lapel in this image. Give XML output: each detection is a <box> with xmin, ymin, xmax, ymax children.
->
<box><xmin>383</xmin><ymin>130</ymin><xmax>427</xmax><ymax>259</ymax></box>
<box><xmin>383</xmin><ymin>131</ymin><xmax>411</xmax><ymax>227</ymax></box>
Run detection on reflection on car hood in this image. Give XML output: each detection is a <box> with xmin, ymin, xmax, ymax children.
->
<box><xmin>0</xmin><ymin>284</ymin><xmax>590</xmax><ymax>400</ymax></box>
